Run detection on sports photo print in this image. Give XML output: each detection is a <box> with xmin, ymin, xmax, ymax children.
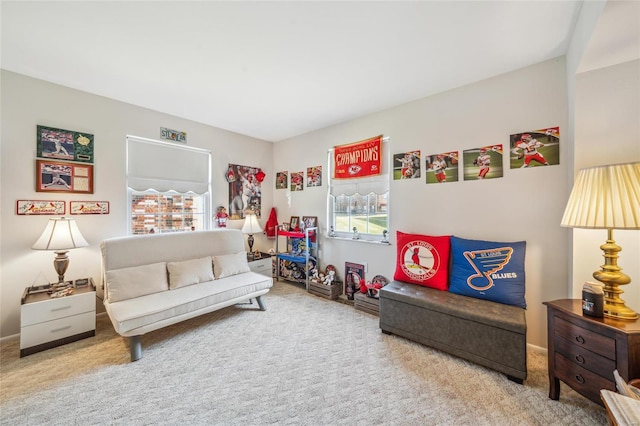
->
<box><xmin>509</xmin><ymin>127</ymin><xmax>559</xmax><ymax>169</ymax></box>
<box><xmin>463</xmin><ymin>145</ymin><xmax>503</xmax><ymax>181</ymax></box>
<box><xmin>425</xmin><ymin>151</ymin><xmax>459</xmax><ymax>184</ymax></box>
<box><xmin>393</xmin><ymin>150</ymin><xmax>420</xmax><ymax>180</ymax></box>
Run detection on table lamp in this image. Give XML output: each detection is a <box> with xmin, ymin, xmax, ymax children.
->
<box><xmin>241</xmin><ymin>213</ymin><xmax>262</xmax><ymax>259</ymax></box>
<box><xmin>561</xmin><ymin>162</ymin><xmax>640</xmax><ymax>320</ymax></box>
<box><xmin>32</xmin><ymin>217</ymin><xmax>89</xmax><ymax>286</ymax></box>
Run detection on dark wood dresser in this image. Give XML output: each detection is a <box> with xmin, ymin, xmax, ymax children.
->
<box><xmin>544</xmin><ymin>299</ymin><xmax>640</xmax><ymax>406</ymax></box>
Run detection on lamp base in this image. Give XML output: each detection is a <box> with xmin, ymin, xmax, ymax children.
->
<box><xmin>53</xmin><ymin>250</ymin><xmax>69</xmax><ymax>285</ymax></box>
<box><xmin>247</xmin><ymin>234</ymin><xmax>255</xmax><ymax>260</ymax></box>
<box><xmin>593</xmin><ymin>230</ymin><xmax>638</xmax><ymax>321</ymax></box>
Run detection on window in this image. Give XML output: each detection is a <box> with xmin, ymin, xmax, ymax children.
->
<box><xmin>130</xmin><ymin>190</ymin><xmax>208</xmax><ymax>234</ymax></box>
<box><xmin>126</xmin><ymin>136</ymin><xmax>211</xmax><ymax>235</ymax></box>
<box><xmin>327</xmin><ymin>141</ymin><xmax>390</xmax><ymax>242</ymax></box>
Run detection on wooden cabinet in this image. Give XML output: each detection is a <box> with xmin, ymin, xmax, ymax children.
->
<box><xmin>544</xmin><ymin>299</ymin><xmax>640</xmax><ymax>406</ymax></box>
<box><xmin>20</xmin><ymin>280</ymin><xmax>96</xmax><ymax>357</ymax></box>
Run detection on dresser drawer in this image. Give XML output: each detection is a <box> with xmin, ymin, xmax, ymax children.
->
<box><xmin>20</xmin><ymin>311</ymin><xmax>96</xmax><ymax>349</ymax></box>
<box><xmin>21</xmin><ymin>291</ymin><xmax>95</xmax><ymax>326</ymax></box>
<box><xmin>554</xmin><ymin>317</ymin><xmax>615</xmax><ymax>359</ymax></box>
<box><xmin>249</xmin><ymin>257</ymin><xmax>272</xmax><ymax>277</ymax></box>
<box><xmin>554</xmin><ymin>334</ymin><xmax>615</xmax><ymax>378</ymax></box>
<box><xmin>554</xmin><ymin>352</ymin><xmax>616</xmax><ymax>403</ymax></box>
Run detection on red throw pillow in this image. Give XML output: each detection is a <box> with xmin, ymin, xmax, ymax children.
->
<box><xmin>394</xmin><ymin>231</ymin><xmax>451</xmax><ymax>290</ymax></box>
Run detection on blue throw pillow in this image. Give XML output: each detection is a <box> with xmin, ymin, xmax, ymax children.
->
<box><xmin>449</xmin><ymin>236</ymin><xmax>526</xmax><ymax>308</ymax></box>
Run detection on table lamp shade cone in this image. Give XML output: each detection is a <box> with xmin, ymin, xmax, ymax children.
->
<box><xmin>32</xmin><ymin>217</ymin><xmax>89</xmax><ymax>285</ymax></box>
<box><xmin>561</xmin><ymin>162</ymin><xmax>640</xmax><ymax>320</ymax></box>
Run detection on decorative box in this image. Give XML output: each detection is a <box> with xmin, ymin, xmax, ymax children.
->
<box><xmin>308</xmin><ymin>280</ymin><xmax>342</xmax><ymax>300</ymax></box>
<box><xmin>354</xmin><ymin>292</ymin><xmax>380</xmax><ymax>316</ymax></box>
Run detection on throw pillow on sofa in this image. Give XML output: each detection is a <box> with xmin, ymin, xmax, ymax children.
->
<box><xmin>213</xmin><ymin>252</ymin><xmax>251</xmax><ymax>279</ymax></box>
<box><xmin>393</xmin><ymin>231</ymin><xmax>451</xmax><ymax>291</ymax></box>
<box><xmin>167</xmin><ymin>256</ymin><xmax>214</xmax><ymax>289</ymax></box>
<box><xmin>106</xmin><ymin>262</ymin><xmax>169</xmax><ymax>303</ymax></box>
<box><xmin>449</xmin><ymin>236</ymin><xmax>526</xmax><ymax>308</ymax></box>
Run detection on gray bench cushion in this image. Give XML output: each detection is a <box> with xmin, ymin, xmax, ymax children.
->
<box><xmin>380</xmin><ymin>281</ymin><xmax>526</xmax><ymax>334</ymax></box>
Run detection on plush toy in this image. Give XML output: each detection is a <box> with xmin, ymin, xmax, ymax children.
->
<box><xmin>310</xmin><ymin>267</ymin><xmax>320</xmax><ymax>283</ymax></box>
<box><xmin>323</xmin><ymin>270</ymin><xmax>335</xmax><ymax>286</ymax></box>
<box><xmin>215</xmin><ymin>206</ymin><xmax>229</xmax><ymax>228</ymax></box>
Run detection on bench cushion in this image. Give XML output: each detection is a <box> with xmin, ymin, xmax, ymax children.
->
<box><xmin>380</xmin><ymin>281</ymin><xmax>525</xmax><ymax>334</ymax></box>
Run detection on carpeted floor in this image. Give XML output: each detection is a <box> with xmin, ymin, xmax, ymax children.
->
<box><xmin>0</xmin><ymin>281</ymin><xmax>606</xmax><ymax>425</ymax></box>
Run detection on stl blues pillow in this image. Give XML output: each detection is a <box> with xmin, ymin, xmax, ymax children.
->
<box><xmin>394</xmin><ymin>231</ymin><xmax>450</xmax><ymax>291</ymax></box>
<box><xmin>449</xmin><ymin>236</ymin><xmax>526</xmax><ymax>308</ymax></box>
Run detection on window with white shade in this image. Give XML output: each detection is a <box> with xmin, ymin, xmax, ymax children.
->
<box><xmin>327</xmin><ymin>140</ymin><xmax>390</xmax><ymax>242</ymax></box>
<box><xmin>126</xmin><ymin>136</ymin><xmax>211</xmax><ymax>235</ymax></box>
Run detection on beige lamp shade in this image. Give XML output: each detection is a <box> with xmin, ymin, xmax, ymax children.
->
<box><xmin>561</xmin><ymin>162</ymin><xmax>640</xmax><ymax>230</ymax></box>
<box><xmin>32</xmin><ymin>217</ymin><xmax>89</xmax><ymax>250</ymax></box>
<box><xmin>241</xmin><ymin>214</ymin><xmax>263</xmax><ymax>234</ymax></box>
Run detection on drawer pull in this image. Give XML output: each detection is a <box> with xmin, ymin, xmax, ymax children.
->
<box><xmin>575</xmin><ymin>355</ymin><xmax>585</xmax><ymax>364</ymax></box>
<box><xmin>575</xmin><ymin>375</ymin><xmax>585</xmax><ymax>384</ymax></box>
<box><xmin>51</xmin><ymin>326</ymin><xmax>72</xmax><ymax>333</ymax></box>
<box><xmin>51</xmin><ymin>306</ymin><xmax>72</xmax><ymax>312</ymax></box>
<box><xmin>575</xmin><ymin>335</ymin><xmax>585</xmax><ymax>344</ymax></box>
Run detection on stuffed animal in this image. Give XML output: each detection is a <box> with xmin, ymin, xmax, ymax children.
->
<box><xmin>323</xmin><ymin>270</ymin><xmax>335</xmax><ymax>286</ymax></box>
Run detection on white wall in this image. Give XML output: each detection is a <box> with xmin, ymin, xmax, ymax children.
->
<box><xmin>0</xmin><ymin>70</ymin><xmax>274</xmax><ymax>337</ymax></box>
<box><xmin>573</xmin><ymin>59</ymin><xmax>640</xmax><ymax>312</ymax></box>
<box><xmin>274</xmin><ymin>58</ymin><xmax>570</xmax><ymax>348</ymax></box>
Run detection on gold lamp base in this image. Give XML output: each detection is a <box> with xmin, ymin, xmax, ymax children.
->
<box><xmin>593</xmin><ymin>230</ymin><xmax>638</xmax><ymax>320</ymax></box>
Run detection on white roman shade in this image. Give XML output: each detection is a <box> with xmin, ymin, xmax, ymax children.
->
<box><xmin>126</xmin><ymin>136</ymin><xmax>211</xmax><ymax>194</ymax></box>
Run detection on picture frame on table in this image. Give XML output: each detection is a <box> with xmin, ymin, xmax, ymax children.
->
<box><xmin>289</xmin><ymin>216</ymin><xmax>300</xmax><ymax>231</ymax></box>
<box><xmin>302</xmin><ymin>216</ymin><xmax>317</xmax><ymax>230</ymax></box>
<box><xmin>36</xmin><ymin>159</ymin><xmax>93</xmax><ymax>194</ymax></box>
<box><xmin>281</xmin><ymin>223</ymin><xmax>290</xmax><ymax>231</ymax></box>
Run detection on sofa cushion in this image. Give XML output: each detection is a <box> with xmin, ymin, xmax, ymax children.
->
<box><xmin>393</xmin><ymin>231</ymin><xmax>450</xmax><ymax>291</ymax></box>
<box><xmin>105</xmin><ymin>272</ymin><xmax>272</xmax><ymax>335</ymax></box>
<box><xmin>449</xmin><ymin>236</ymin><xmax>526</xmax><ymax>308</ymax></box>
<box><xmin>167</xmin><ymin>256</ymin><xmax>214</xmax><ymax>289</ymax></box>
<box><xmin>213</xmin><ymin>252</ymin><xmax>250</xmax><ymax>279</ymax></box>
<box><xmin>106</xmin><ymin>262</ymin><xmax>168</xmax><ymax>303</ymax></box>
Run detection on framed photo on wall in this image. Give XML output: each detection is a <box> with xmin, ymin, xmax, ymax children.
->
<box><xmin>36</xmin><ymin>159</ymin><xmax>94</xmax><ymax>194</ymax></box>
<box><xmin>16</xmin><ymin>200</ymin><xmax>65</xmax><ymax>215</ymax></box>
<box><xmin>37</xmin><ymin>125</ymin><xmax>94</xmax><ymax>163</ymax></box>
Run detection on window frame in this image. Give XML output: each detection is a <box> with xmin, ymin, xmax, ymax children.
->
<box><xmin>326</xmin><ymin>140</ymin><xmax>390</xmax><ymax>243</ymax></box>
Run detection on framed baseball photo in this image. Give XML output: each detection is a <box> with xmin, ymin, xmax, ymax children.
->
<box><xmin>36</xmin><ymin>159</ymin><xmax>94</xmax><ymax>193</ymax></box>
<box><xmin>289</xmin><ymin>216</ymin><xmax>300</xmax><ymax>231</ymax></box>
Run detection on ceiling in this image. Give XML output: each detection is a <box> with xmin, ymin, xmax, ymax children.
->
<box><xmin>1</xmin><ymin>1</ymin><xmax>635</xmax><ymax>142</ymax></box>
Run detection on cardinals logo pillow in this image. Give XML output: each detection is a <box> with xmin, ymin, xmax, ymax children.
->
<box><xmin>394</xmin><ymin>231</ymin><xmax>450</xmax><ymax>290</ymax></box>
<box><xmin>449</xmin><ymin>236</ymin><xmax>526</xmax><ymax>308</ymax></box>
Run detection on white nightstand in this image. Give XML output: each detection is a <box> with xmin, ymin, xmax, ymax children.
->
<box><xmin>248</xmin><ymin>253</ymin><xmax>273</xmax><ymax>277</ymax></box>
<box><xmin>20</xmin><ymin>279</ymin><xmax>96</xmax><ymax>357</ymax></box>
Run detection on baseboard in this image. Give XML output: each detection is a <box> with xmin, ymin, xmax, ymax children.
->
<box><xmin>527</xmin><ymin>343</ymin><xmax>547</xmax><ymax>356</ymax></box>
<box><xmin>0</xmin><ymin>333</ymin><xmax>20</xmax><ymax>344</ymax></box>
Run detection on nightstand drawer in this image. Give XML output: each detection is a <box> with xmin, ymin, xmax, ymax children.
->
<box><xmin>554</xmin><ymin>352</ymin><xmax>616</xmax><ymax>402</ymax></box>
<box><xmin>554</xmin><ymin>317</ymin><xmax>615</xmax><ymax>359</ymax></box>
<box><xmin>21</xmin><ymin>291</ymin><xmax>95</xmax><ymax>326</ymax></box>
<box><xmin>249</xmin><ymin>257</ymin><xmax>272</xmax><ymax>277</ymax></box>
<box><xmin>20</xmin><ymin>311</ymin><xmax>96</xmax><ymax>349</ymax></box>
<box><xmin>554</xmin><ymin>334</ymin><xmax>616</xmax><ymax>377</ymax></box>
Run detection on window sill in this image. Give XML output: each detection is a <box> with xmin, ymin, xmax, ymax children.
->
<box><xmin>325</xmin><ymin>235</ymin><xmax>391</xmax><ymax>246</ymax></box>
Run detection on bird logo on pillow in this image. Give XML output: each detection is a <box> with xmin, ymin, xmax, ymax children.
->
<box><xmin>400</xmin><ymin>240</ymin><xmax>441</xmax><ymax>281</ymax></box>
<box><xmin>463</xmin><ymin>247</ymin><xmax>513</xmax><ymax>291</ymax></box>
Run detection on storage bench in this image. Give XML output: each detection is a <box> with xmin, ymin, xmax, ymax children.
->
<box><xmin>379</xmin><ymin>280</ymin><xmax>527</xmax><ymax>382</ymax></box>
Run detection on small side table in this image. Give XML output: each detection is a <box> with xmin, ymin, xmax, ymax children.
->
<box><xmin>20</xmin><ymin>278</ymin><xmax>96</xmax><ymax>357</ymax></box>
<box><xmin>248</xmin><ymin>252</ymin><xmax>273</xmax><ymax>277</ymax></box>
<box><xmin>544</xmin><ymin>299</ymin><xmax>640</xmax><ymax>406</ymax></box>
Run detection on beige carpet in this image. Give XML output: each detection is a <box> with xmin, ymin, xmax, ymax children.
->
<box><xmin>1</xmin><ymin>281</ymin><xmax>606</xmax><ymax>425</ymax></box>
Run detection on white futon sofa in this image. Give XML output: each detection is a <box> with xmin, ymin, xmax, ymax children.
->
<box><xmin>101</xmin><ymin>229</ymin><xmax>272</xmax><ymax>361</ymax></box>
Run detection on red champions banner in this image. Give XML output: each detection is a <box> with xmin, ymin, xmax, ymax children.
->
<box><xmin>333</xmin><ymin>135</ymin><xmax>382</xmax><ymax>179</ymax></box>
